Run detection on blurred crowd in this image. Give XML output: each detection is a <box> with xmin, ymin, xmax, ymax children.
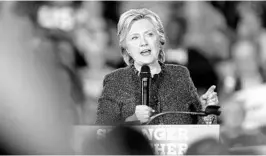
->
<box><xmin>1</xmin><ymin>1</ymin><xmax>266</xmax><ymax>155</ymax></box>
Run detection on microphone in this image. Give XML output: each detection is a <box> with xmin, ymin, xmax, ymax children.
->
<box><xmin>140</xmin><ymin>65</ymin><xmax>151</xmax><ymax>106</ymax></box>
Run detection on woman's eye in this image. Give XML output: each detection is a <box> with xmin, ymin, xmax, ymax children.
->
<box><xmin>148</xmin><ymin>33</ymin><xmax>153</xmax><ymax>36</ymax></box>
<box><xmin>132</xmin><ymin>36</ymin><xmax>138</xmax><ymax>40</ymax></box>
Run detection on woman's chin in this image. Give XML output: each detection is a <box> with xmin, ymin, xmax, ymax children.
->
<box><xmin>137</xmin><ymin>60</ymin><xmax>157</xmax><ymax>66</ymax></box>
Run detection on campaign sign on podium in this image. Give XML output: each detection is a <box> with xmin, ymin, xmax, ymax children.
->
<box><xmin>73</xmin><ymin>125</ymin><xmax>220</xmax><ymax>155</ymax></box>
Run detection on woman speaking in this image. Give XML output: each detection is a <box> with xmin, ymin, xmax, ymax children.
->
<box><xmin>95</xmin><ymin>8</ymin><xmax>218</xmax><ymax>125</ymax></box>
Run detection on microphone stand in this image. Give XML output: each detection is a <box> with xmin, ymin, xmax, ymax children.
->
<box><xmin>145</xmin><ymin>105</ymin><xmax>221</xmax><ymax>125</ymax></box>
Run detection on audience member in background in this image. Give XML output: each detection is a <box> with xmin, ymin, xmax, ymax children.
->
<box><xmin>236</xmin><ymin>1</ymin><xmax>266</xmax><ymax>82</ymax></box>
<box><xmin>0</xmin><ymin>1</ymin><xmax>77</xmax><ymax>154</ymax></box>
<box><xmin>100</xmin><ymin>126</ymin><xmax>154</xmax><ymax>155</ymax></box>
<box><xmin>165</xmin><ymin>16</ymin><xmax>219</xmax><ymax>96</ymax></box>
<box><xmin>231</xmin><ymin>40</ymin><xmax>265</xmax><ymax>91</ymax></box>
<box><xmin>73</xmin><ymin>1</ymin><xmax>114</xmax><ymax>124</ymax></box>
<box><xmin>186</xmin><ymin>137</ymin><xmax>229</xmax><ymax>155</ymax></box>
<box><xmin>219</xmin><ymin>90</ymin><xmax>266</xmax><ymax>155</ymax></box>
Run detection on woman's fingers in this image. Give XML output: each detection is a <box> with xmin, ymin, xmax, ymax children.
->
<box><xmin>201</xmin><ymin>85</ymin><xmax>216</xmax><ymax>100</ymax></box>
<box><xmin>207</xmin><ymin>92</ymin><xmax>219</xmax><ymax>105</ymax></box>
<box><xmin>135</xmin><ymin>105</ymin><xmax>155</xmax><ymax>123</ymax></box>
<box><xmin>206</xmin><ymin>85</ymin><xmax>216</xmax><ymax>94</ymax></box>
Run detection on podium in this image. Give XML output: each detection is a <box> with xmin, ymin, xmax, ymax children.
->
<box><xmin>73</xmin><ymin>125</ymin><xmax>220</xmax><ymax>155</ymax></box>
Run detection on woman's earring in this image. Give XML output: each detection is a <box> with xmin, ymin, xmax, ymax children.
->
<box><xmin>127</xmin><ymin>50</ymin><xmax>131</xmax><ymax>56</ymax></box>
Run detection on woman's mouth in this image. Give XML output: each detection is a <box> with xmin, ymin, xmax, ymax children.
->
<box><xmin>140</xmin><ymin>49</ymin><xmax>151</xmax><ymax>56</ymax></box>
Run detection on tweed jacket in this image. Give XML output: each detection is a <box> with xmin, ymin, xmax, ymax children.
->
<box><xmin>95</xmin><ymin>63</ymin><xmax>205</xmax><ymax>125</ymax></box>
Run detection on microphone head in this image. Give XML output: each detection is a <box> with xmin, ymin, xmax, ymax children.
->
<box><xmin>140</xmin><ymin>65</ymin><xmax>151</xmax><ymax>78</ymax></box>
<box><xmin>204</xmin><ymin>105</ymin><xmax>221</xmax><ymax>116</ymax></box>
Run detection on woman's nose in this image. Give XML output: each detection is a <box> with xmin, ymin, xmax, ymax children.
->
<box><xmin>140</xmin><ymin>37</ymin><xmax>148</xmax><ymax>47</ymax></box>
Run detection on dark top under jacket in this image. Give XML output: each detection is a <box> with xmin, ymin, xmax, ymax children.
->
<box><xmin>95</xmin><ymin>63</ymin><xmax>205</xmax><ymax>125</ymax></box>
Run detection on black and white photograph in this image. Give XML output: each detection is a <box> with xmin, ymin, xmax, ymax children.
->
<box><xmin>0</xmin><ymin>1</ymin><xmax>266</xmax><ymax>155</ymax></box>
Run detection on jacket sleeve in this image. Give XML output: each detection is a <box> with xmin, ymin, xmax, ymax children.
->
<box><xmin>182</xmin><ymin>67</ymin><xmax>205</xmax><ymax>124</ymax></box>
<box><xmin>95</xmin><ymin>74</ymin><xmax>122</xmax><ymax>125</ymax></box>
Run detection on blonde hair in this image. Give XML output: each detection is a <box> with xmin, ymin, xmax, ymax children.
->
<box><xmin>117</xmin><ymin>8</ymin><xmax>166</xmax><ymax>65</ymax></box>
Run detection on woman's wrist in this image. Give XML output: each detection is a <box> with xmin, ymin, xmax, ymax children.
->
<box><xmin>125</xmin><ymin>114</ymin><xmax>138</xmax><ymax>122</ymax></box>
<box><xmin>203</xmin><ymin>115</ymin><xmax>216</xmax><ymax>124</ymax></box>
